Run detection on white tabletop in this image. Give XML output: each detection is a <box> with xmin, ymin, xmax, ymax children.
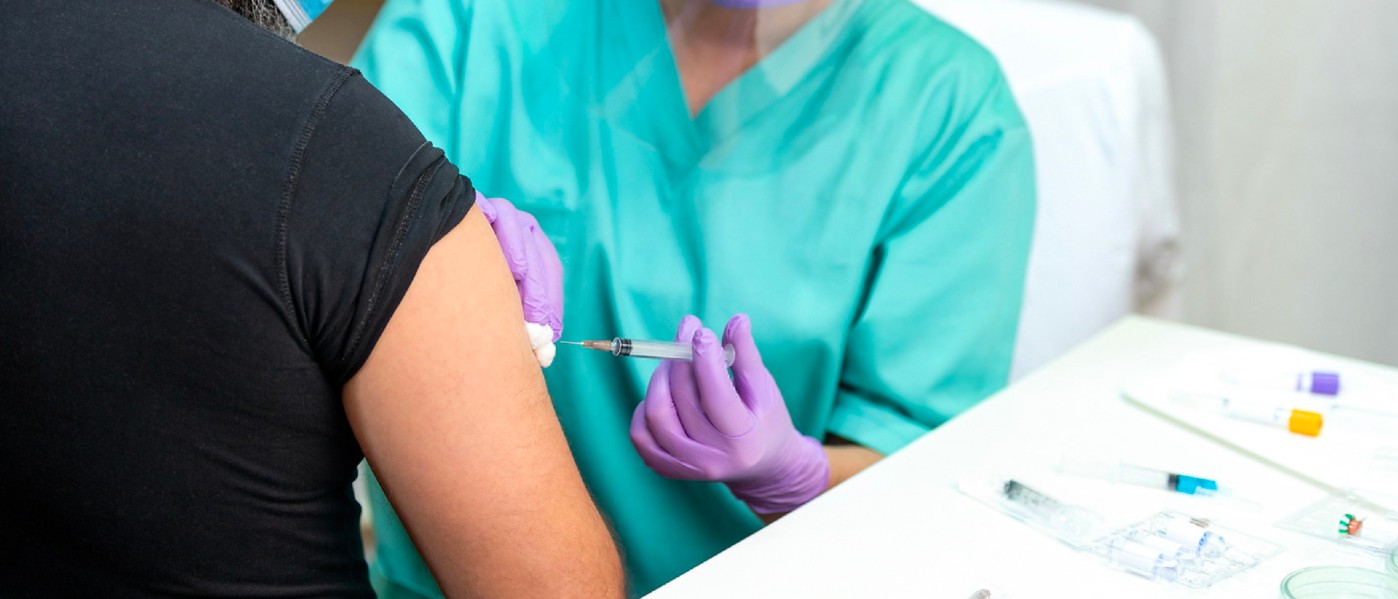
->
<box><xmin>647</xmin><ymin>317</ymin><xmax>1397</xmax><ymax>598</ymax></box>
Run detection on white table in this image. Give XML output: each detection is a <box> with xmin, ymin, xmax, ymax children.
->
<box><xmin>647</xmin><ymin>317</ymin><xmax>1397</xmax><ymax>598</ymax></box>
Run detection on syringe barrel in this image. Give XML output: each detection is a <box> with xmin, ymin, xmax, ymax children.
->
<box><xmin>1117</xmin><ymin>463</ymin><xmax>1173</xmax><ymax>489</ymax></box>
<box><xmin>613</xmin><ymin>338</ymin><xmax>736</xmax><ymax>366</ymax></box>
<box><xmin>1218</xmin><ymin>397</ymin><xmax>1287</xmax><ymax>427</ymax></box>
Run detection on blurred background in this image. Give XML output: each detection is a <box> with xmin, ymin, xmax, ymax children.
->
<box><xmin>301</xmin><ymin>0</ymin><xmax>1398</xmax><ymax>369</ymax></box>
<box><xmin>1075</xmin><ymin>0</ymin><xmax>1398</xmax><ymax>367</ymax></box>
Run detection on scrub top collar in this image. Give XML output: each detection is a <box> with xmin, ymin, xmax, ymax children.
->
<box><xmin>605</xmin><ymin>0</ymin><xmax>867</xmax><ymax>167</ymax></box>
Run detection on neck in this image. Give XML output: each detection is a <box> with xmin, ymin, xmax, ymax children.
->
<box><xmin>663</xmin><ymin>0</ymin><xmax>825</xmax><ymax>53</ymax></box>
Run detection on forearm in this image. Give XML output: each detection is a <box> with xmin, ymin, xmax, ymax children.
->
<box><xmin>823</xmin><ymin>442</ymin><xmax>883</xmax><ymax>489</ymax></box>
<box><xmin>755</xmin><ymin>441</ymin><xmax>881</xmax><ymax>524</ymax></box>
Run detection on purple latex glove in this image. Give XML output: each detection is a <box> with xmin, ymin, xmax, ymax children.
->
<box><xmin>475</xmin><ymin>193</ymin><xmax>564</xmax><ymax>365</ymax></box>
<box><xmin>630</xmin><ymin>314</ymin><xmax>830</xmax><ymax>514</ymax></box>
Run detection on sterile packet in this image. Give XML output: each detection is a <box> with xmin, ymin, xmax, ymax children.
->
<box><xmin>958</xmin><ymin>476</ymin><xmax>1281</xmax><ymax>589</ymax></box>
<box><xmin>1277</xmin><ymin>492</ymin><xmax>1398</xmax><ymax>556</ymax></box>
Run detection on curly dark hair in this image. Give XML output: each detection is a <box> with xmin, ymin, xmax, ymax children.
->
<box><xmin>215</xmin><ymin>0</ymin><xmax>296</xmax><ymax>39</ymax></box>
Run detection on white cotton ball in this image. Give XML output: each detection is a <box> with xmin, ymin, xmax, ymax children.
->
<box><xmin>524</xmin><ymin>322</ymin><xmax>553</xmax><ymax>349</ymax></box>
<box><xmin>524</xmin><ymin>322</ymin><xmax>556</xmax><ymax>368</ymax></box>
<box><xmin>534</xmin><ymin>342</ymin><xmax>556</xmax><ymax>368</ymax></box>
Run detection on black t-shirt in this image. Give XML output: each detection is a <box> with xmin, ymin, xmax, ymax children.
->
<box><xmin>0</xmin><ymin>0</ymin><xmax>475</xmax><ymax>595</ymax></box>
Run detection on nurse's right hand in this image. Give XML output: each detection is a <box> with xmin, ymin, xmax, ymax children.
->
<box><xmin>475</xmin><ymin>193</ymin><xmax>563</xmax><ymax>367</ymax></box>
<box><xmin>630</xmin><ymin>315</ymin><xmax>830</xmax><ymax>515</ymax></box>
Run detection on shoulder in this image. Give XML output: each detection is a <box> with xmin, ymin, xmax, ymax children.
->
<box><xmin>850</xmin><ymin>0</ymin><xmax>1016</xmax><ymax>121</ymax></box>
<box><xmin>857</xmin><ymin>0</ymin><xmax>1004</xmax><ymax>83</ymax></box>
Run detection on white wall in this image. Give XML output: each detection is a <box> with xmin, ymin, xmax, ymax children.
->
<box><xmin>1071</xmin><ymin>0</ymin><xmax>1398</xmax><ymax>366</ymax></box>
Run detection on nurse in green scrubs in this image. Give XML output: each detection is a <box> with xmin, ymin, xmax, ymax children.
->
<box><xmin>354</xmin><ymin>0</ymin><xmax>1035</xmax><ymax>595</ymax></box>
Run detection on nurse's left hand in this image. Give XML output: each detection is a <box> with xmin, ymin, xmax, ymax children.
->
<box><xmin>476</xmin><ymin>193</ymin><xmax>563</xmax><ymax>367</ymax></box>
<box><xmin>630</xmin><ymin>314</ymin><xmax>830</xmax><ymax>514</ymax></box>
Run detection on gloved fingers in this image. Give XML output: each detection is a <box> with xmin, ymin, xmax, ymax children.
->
<box><xmin>495</xmin><ymin>206</ymin><xmax>563</xmax><ymax>341</ymax></box>
<box><xmin>630</xmin><ymin>402</ymin><xmax>702</xmax><ymax>479</ymax></box>
<box><xmin>524</xmin><ymin>213</ymin><xmax>565</xmax><ymax>340</ymax></box>
<box><xmin>483</xmin><ymin>196</ymin><xmax>529</xmax><ymax>282</ymax></box>
<box><xmin>643</xmin><ymin>361</ymin><xmax>708</xmax><ymax>459</ymax></box>
<box><xmin>722</xmin><ymin>314</ymin><xmax>767</xmax><ymax>372</ymax></box>
<box><xmin>667</xmin><ymin>316</ymin><xmax>711</xmax><ymax>438</ymax></box>
<box><xmin>691</xmin><ymin>327</ymin><xmax>755</xmax><ymax>437</ymax></box>
<box><xmin>723</xmin><ymin>314</ymin><xmax>773</xmax><ymax>409</ymax></box>
<box><xmin>517</xmin><ymin>229</ymin><xmax>559</xmax><ymax>333</ymax></box>
<box><xmin>474</xmin><ymin>191</ymin><xmax>497</xmax><ymax>223</ymax></box>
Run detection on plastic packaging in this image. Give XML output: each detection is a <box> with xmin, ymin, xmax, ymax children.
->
<box><xmin>957</xmin><ymin>477</ymin><xmax>1103</xmax><ymax>546</ymax></box>
<box><xmin>958</xmin><ymin>477</ymin><xmax>1279</xmax><ymax>588</ymax></box>
<box><xmin>1278</xmin><ymin>493</ymin><xmax>1398</xmax><ymax>555</ymax></box>
<box><xmin>1083</xmin><ymin>511</ymin><xmax>1282</xmax><ymax>588</ymax></box>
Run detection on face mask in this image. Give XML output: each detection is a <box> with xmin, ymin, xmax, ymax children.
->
<box><xmin>270</xmin><ymin>0</ymin><xmax>334</xmax><ymax>32</ymax></box>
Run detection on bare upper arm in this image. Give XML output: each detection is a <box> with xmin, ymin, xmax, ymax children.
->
<box><xmin>343</xmin><ymin>207</ymin><xmax>622</xmax><ymax>597</ymax></box>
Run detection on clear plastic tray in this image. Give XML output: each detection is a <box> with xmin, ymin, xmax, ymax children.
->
<box><xmin>1080</xmin><ymin>511</ymin><xmax>1283</xmax><ymax>589</ymax></box>
<box><xmin>958</xmin><ymin>476</ymin><xmax>1281</xmax><ymax>589</ymax></box>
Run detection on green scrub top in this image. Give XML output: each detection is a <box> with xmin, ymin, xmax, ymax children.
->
<box><xmin>353</xmin><ymin>0</ymin><xmax>1035</xmax><ymax>595</ymax></box>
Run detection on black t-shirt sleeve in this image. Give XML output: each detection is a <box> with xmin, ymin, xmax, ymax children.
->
<box><xmin>280</xmin><ymin>70</ymin><xmax>475</xmax><ymax>384</ymax></box>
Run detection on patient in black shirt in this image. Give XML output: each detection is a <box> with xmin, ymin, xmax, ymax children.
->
<box><xmin>0</xmin><ymin>0</ymin><xmax>622</xmax><ymax>596</ymax></box>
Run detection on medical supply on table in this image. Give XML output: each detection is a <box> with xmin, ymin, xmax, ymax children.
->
<box><xmin>1279</xmin><ymin>493</ymin><xmax>1398</xmax><ymax>555</ymax></box>
<box><xmin>1084</xmin><ymin>511</ymin><xmax>1280</xmax><ymax>588</ymax></box>
<box><xmin>959</xmin><ymin>477</ymin><xmax>1103</xmax><ymax>545</ymax></box>
<box><xmin>1279</xmin><ymin>566</ymin><xmax>1398</xmax><ymax>599</ymax></box>
<box><xmin>1102</xmin><ymin>538</ymin><xmax>1182</xmax><ymax>582</ymax></box>
<box><xmin>970</xmin><ymin>478</ymin><xmax>1103</xmax><ymax>544</ymax></box>
<box><xmin>1171</xmin><ymin>391</ymin><xmax>1324</xmax><ymax>436</ymax></box>
<box><xmin>1216</xmin><ymin>360</ymin><xmax>1398</xmax><ymax>418</ymax></box>
<box><xmin>561</xmin><ymin>338</ymin><xmax>736</xmax><ymax>366</ymax></box>
<box><xmin>1338</xmin><ymin>512</ymin><xmax>1398</xmax><ymax>542</ymax></box>
<box><xmin>1152</xmin><ymin>513</ymin><xmax>1228</xmax><ymax>558</ymax></box>
<box><xmin>960</xmin><ymin>476</ymin><xmax>1278</xmax><ymax>588</ymax></box>
<box><xmin>1197</xmin><ymin>347</ymin><xmax>1398</xmax><ymax>417</ymax></box>
<box><xmin>1058</xmin><ymin>457</ymin><xmax>1219</xmax><ymax>496</ymax></box>
<box><xmin>1221</xmin><ymin>367</ymin><xmax>1342</xmax><ymax>396</ymax></box>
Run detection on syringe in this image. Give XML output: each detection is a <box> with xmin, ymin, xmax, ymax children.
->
<box><xmin>562</xmin><ymin>338</ymin><xmax>736</xmax><ymax>367</ymax></box>
<box><xmin>1058</xmin><ymin>457</ymin><xmax>1220</xmax><ymax>496</ymax></box>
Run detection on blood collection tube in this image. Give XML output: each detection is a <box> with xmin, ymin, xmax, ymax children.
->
<box><xmin>1172</xmin><ymin>392</ymin><xmax>1323</xmax><ymax>437</ymax></box>
<box><xmin>1222</xmin><ymin>368</ymin><xmax>1341</xmax><ymax>396</ymax></box>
